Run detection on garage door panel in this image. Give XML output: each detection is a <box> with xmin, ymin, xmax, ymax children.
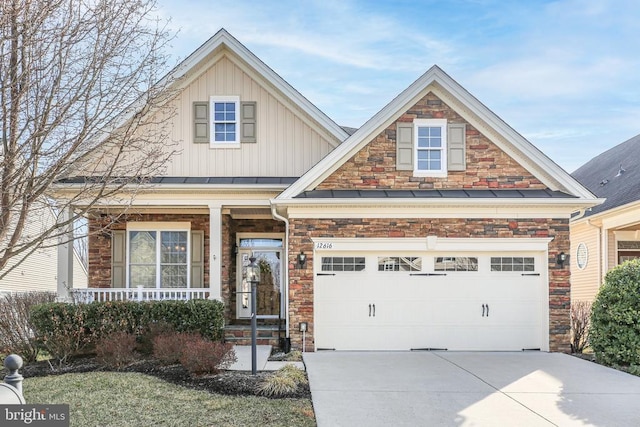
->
<box><xmin>314</xmin><ymin>248</ymin><xmax>545</xmax><ymax>351</ymax></box>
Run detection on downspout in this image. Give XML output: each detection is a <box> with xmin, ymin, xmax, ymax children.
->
<box><xmin>271</xmin><ymin>203</ymin><xmax>290</xmax><ymax>339</ymax></box>
<box><xmin>587</xmin><ymin>219</ymin><xmax>602</xmax><ymax>286</ymax></box>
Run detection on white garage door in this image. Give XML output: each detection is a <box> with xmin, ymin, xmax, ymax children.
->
<box><xmin>314</xmin><ymin>241</ymin><xmax>548</xmax><ymax>351</ymax></box>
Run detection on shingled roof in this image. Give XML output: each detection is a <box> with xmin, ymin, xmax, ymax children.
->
<box><xmin>572</xmin><ymin>133</ymin><xmax>640</xmax><ymax>217</ymax></box>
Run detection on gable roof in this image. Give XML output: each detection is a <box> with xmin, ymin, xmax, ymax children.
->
<box><xmin>277</xmin><ymin>65</ymin><xmax>596</xmax><ymax>201</ymax></box>
<box><xmin>165</xmin><ymin>28</ymin><xmax>349</xmax><ymax>142</ymax></box>
<box><xmin>572</xmin><ymin>133</ymin><xmax>640</xmax><ymax>217</ymax></box>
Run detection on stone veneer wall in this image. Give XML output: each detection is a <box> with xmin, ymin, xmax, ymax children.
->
<box><xmin>88</xmin><ymin>214</ymin><xmax>210</xmax><ymax>289</ymax></box>
<box><xmin>317</xmin><ymin>92</ymin><xmax>545</xmax><ymax>190</ymax></box>
<box><xmin>287</xmin><ymin>217</ymin><xmax>571</xmax><ymax>353</ymax></box>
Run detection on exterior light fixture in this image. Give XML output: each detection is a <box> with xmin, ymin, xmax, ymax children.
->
<box><xmin>556</xmin><ymin>252</ymin><xmax>567</xmax><ymax>267</ymax></box>
<box><xmin>297</xmin><ymin>251</ymin><xmax>307</xmax><ymax>268</ymax></box>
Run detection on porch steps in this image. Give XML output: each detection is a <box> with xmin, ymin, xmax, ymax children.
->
<box><xmin>224</xmin><ymin>324</ymin><xmax>283</xmax><ymax>346</ymax></box>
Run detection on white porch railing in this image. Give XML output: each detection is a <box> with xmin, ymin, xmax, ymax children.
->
<box><xmin>71</xmin><ymin>287</ymin><xmax>210</xmax><ymax>303</ymax></box>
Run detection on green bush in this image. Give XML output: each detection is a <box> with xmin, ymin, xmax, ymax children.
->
<box><xmin>590</xmin><ymin>259</ymin><xmax>640</xmax><ymax>366</ymax></box>
<box><xmin>30</xmin><ymin>299</ymin><xmax>225</xmax><ymax>364</ymax></box>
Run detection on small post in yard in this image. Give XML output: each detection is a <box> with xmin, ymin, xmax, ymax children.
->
<box><xmin>246</xmin><ymin>256</ymin><xmax>261</xmax><ymax>375</ymax></box>
<box><xmin>4</xmin><ymin>354</ymin><xmax>24</xmax><ymax>395</ymax></box>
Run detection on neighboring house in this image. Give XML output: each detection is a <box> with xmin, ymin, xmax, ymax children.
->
<box><xmin>0</xmin><ymin>202</ymin><xmax>87</xmax><ymax>295</ymax></box>
<box><xmin>570</xmin><ymin>133</ymin><xmax>640</xmax><ymax>302</ymax></box>
<box><xmin>53</xmin><ymin>29</ymin><xmax>599</xmax><ymax>353</ymax></box>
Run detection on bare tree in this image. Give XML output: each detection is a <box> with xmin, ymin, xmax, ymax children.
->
<box><xmin>0</xmin><ymin>0</ymin><xmax>178</xmax><ymax>279</ymax></box>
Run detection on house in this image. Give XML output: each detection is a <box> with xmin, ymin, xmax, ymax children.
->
<box><xmin>570</xmin><ymin>134</ymin><xmax>640</xmax><ymax>302</ymax></box>
<box><xmin>53</xmin><ymin>29</ymin><xmax>599</xmax><ymax>353</ymax></box>
<box><xmin>0</xmin><ymin>201</ymin><xmax>87</xmax><ymax>295</ymax></box>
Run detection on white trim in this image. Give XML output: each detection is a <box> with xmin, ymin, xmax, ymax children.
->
<box><xmin>209</xmin><ymin>206</ymin><xmax>222</xmax><ymax>300</ymax></box>
<box><xmin>310</xmin><ymin>237</ymin><xmax>553</xmax><ymax>252</ymax></box>
<box><xmin>126</xmin><ymin>221</ymin><xmax>191</xmax><ymax>230</ymax></box>
<box><xmin>414</xmin><ymin>119</ymin><xmax>447</xmax><ymax>177</ymax></box>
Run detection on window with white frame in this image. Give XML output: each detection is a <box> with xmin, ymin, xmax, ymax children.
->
<box><xmin>128</xmin><ymin>224</ymin><xmax>190</xmax><ymax>288</ymax></box>
<box><xmin>211</xmin><ymin>96</ymin><xmax>239</xmax><ymax>144</ymax></box>
<box><xmin>414</xmin><ymin>119</ymin><xmax>447</xmax><ymax>176</ymax></box>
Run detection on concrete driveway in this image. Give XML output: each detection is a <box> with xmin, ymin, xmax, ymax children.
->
<box><xmin>303</xmin><ymin>351</ymin><xmax>640</xmax><ymax>426</ymax></box>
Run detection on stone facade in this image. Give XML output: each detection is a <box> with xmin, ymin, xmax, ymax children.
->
<box><xmin>287</xmin><ymin>217</ymin><xmax>571</xmax><ymax>353</ymax></box>
<box><xmin>317</xmin><ymin>92</ymin><xmax>545</xmax><ymax>190</ymax></box>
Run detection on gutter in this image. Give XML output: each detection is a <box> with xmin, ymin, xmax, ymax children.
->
<box><xmin>270</xmin><ymin>203</ymin><xmax>290</xmax><ymax>340</ymax></box>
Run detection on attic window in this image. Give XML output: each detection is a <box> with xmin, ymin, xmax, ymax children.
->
<box><xmin>414</xmin><ymin>119</ymin><xmax>447</xmax><ymax>177</ymax></box>
<box><xmin>211</xmin><ymin>96</ymin><xmax>239</xmax><ymax>144</ymax></box>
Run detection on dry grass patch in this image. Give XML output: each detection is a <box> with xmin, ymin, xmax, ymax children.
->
<box><xmin>24</xmin><ymin>371</ymin><xmax>315</xmax><ymax>427</ymax></box>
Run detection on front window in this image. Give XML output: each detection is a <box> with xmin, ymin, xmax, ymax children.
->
<box><xmin>414</xmin><ymin>119</ymin><xmax>447</xmax><ymax>176</ymax></box>
<box><xmin>129</xmin><ymin>229</ymin><xmax>189</xmax><ymax>288</ymax></box>
<box><xmin>211</xmin><ymin>96</ymin><xmax>239</xmax><ymax>144</ymax></box>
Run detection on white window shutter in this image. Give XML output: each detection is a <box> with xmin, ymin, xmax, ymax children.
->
<box><xmin>447</xmin><ymin>123</ymin><xmax>466</xmax><ymax>171</ymax></box>
<box><xmin>396</xmin><ymin>122</ymin><xmax>414</xmax><ymax>171</ymax></box>
<box><xmin>240</xmin><ymin>101</ymin><xmax>257</xmax><ymax>143</ymax></box>
<box><xmin>193</xmin><ymin>102</ymin><xmax>209</xmax><ymax>143</ymax></box>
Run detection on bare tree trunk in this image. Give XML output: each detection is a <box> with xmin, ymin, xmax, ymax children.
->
<box><xmin>0</xmin><ymin>0</ymin><xmax>178</xmax><ymax>279</ymax></box>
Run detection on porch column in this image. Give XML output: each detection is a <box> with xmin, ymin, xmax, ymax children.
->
<box><xmin>56</xmin><ymin>207</ymin><xmax>74</xmax><ymax>301</ymax></box>
<box><xmin>209</xmin><ymin>204</ymin><xmax>222</xmax><ymax>300</ymax></box>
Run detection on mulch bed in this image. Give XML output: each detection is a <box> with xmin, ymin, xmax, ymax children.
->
<box><xmin>19</xmin><ymin>356</ymin><xmax>310</xmax><ymax>399</ymax></box>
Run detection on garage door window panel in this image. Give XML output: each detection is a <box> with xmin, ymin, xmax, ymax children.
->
<box><xmin>491</xmin><ymin>257</ymin><xmax>535</xmax><ymax>272</ymax></box>
<box><xmin>434</xmin><ymin>257</ymin><xmax>478</xmax><ymax>272</ymax></box>
<box><xmin>321</xmin><ymin>257</ymin><xmax>365</xmax><ymax>272</ymax></box>
<box><xmin>377</xmin><ymin>256</ymin><xmax>422</xmax><ymax>272</ymax></box>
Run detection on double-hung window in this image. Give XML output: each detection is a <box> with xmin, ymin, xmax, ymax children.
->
<box><xmin>414</xmin><ymin>119</ymin><xmax>447</xmax><ymax>176</ymax></box>
<box><xmin>211</xmin><ymin>96</ymin><xmax>239</xmax><ymax>144</ymax></box>
<box><xmin>128</xmin><ymin>223</ymin><xmax>190</xmax><ymax>288</ymax></box>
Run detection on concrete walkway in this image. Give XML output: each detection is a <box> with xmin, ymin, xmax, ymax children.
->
<box><xmin>227</xmin><ymin>345</ymin><xmax>305</xmax><ymax>371</ymax></box>
<box><xmin>304</xmin><ymin>351</ymin><xmax>640</xmax><ymax>427</ymax></box>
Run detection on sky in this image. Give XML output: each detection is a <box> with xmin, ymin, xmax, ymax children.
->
<box><xmin>155</xmin><ymin>0</ymin><xmax>640</xmax><ymax>173</ymax></box>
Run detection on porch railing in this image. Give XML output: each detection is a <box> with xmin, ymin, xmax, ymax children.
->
<box><xmin>70</xmin><ymin>287</ymin><xmax>210</xmax><ymax>303</ymax></box>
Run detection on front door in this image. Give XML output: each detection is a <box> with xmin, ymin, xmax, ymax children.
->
<box><xmin>237</xmin><ymin>244</ymin><xmax>283</xmax><ymax>319</ymax></box>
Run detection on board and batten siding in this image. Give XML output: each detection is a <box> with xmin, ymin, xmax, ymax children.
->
<box><xmin>165</xmin><ymin>55</ymin><xmax>339</xmax><ymax>177</ymax></box>
<box><xmin>569</xmin><ymin>221</ymin><xmax>601</xmax><ymax>302</ymax></box>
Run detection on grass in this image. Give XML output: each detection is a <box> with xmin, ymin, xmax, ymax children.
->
<box><xmin>24</xmin><ymin>372</ymin><xmax>315</xmax><ymax>427</ymax></box>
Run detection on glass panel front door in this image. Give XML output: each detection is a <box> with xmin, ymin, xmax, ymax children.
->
<box><xmin>237</xmin><ymin>248</ymin><xmax>282</xmax><ymax>319</ymax></box>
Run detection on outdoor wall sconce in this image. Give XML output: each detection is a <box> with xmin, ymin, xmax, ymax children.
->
<box><xmin>557</xmin><ymin>252</ymin><xmax>567</xmax><ymax>267</ymax></box>
<box><xmin>297</xmin><ymin>251</ymin><xmax>307</xmax><ymax>268</ymax></box>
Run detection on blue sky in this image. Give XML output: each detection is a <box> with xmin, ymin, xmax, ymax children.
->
<box><xmin>156</xmin><ymin>0</ymin><xmax>639</xmax><ymax>173</ymax></box>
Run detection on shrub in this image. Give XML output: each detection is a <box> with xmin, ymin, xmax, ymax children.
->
<box><xmin>256</xmin><ymin>365</ymin><xmax>307</xmax><ymax>397</ymax></box>
<box><xmin>152</xmin><ymin>332</ymin><xmax>188</xmax><ymax>365</ymax></box>
<box><xmin>590</xmin><ymin>259</ymin><xmax>640</xmax><ymax>366</ymax></box>
<box><xmin>30</xmin><ymin>302</ymin><xmax>91</xmax><ymax>366</ymax></box>
<box><xmin>570</xmin><ymin>300</ymin><xmax>592</xmax><ymax>353</ymax></box>
<box><xmin>179</xmin><ymin>336</ymin><xmax>236</xmax><ymax>375</ymax></box>
<box><xmin>29</xmin><ymin>299</ymin><xmax>225</xmax><ymax>364</ymax></box>
<box><xmin>0</xmin><ymin>292</ymin><xmax>56</xmax><ymax>362</ymax></box>
<box><xmin>137</xmin><ymin>321</ymin><xmax>175</xmax><ymax>356</ymax></box>
<box><xmin>95</xmin><ymin>331</ymin><xmax>137</xmax><ymax>369</ymax></box>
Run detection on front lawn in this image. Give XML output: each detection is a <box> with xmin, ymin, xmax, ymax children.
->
<box><xmin>24</xmin><ymin>372</ymin><xmax>316</xmax><ymax>427</ymax></box>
